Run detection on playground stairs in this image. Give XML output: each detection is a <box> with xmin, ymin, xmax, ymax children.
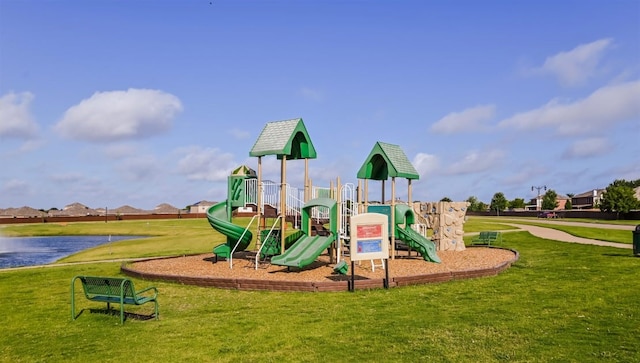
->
<box><xmin>310</xmin><ymin>222</ymin><xmax>330</xmax><ymax>236</ymax></box>
<box><xmin>262</xmin><ymin>204</ymin><xmax>279</xmax><ymax>218</ymax></box>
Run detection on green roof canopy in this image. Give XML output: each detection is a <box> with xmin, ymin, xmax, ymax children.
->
<box><xmin>231</xmin><ymin>165</ymin><xmax>256</xmax><ymax>177</ymax></box>
<box><xmin>356</xmin><ymin>141</ymin><xmax>419</xmax><ymax>180</ymax></box>
<box><xmin>249</xmin><ymin>118</ymin><xmax>317</xmax><ymax>160</ymax></box>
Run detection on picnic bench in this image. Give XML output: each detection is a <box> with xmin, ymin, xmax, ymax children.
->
<box><xmin>471</xmin><ymin>231</ymin><xmax>502</xmax><ymax>246</ymax></box>
<box><xmin>71</xmin><ymin>275</ymin><xmax>159</xmax><ymax>324</ymax></box>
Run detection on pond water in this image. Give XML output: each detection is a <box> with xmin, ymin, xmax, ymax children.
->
<box><xmin>0</xmin><ymin>235</ymin><xmax>143</xmax><ymax>269</ymax></box>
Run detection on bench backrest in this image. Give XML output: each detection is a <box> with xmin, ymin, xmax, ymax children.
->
<box><xmin>479</xmin><ymin>231</ymin><xmax>499</xmax><ymax>238</ymax></box>
<box><xmin>80</xmin><ymin>276</ymin><xmax>135</xmax><ymax>298</ymax></box>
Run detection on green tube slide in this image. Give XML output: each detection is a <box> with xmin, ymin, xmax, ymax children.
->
<box><xmin>206</xmin><ymin>200</ymin><xmax>252</xmax><ymax>259</ymax></box>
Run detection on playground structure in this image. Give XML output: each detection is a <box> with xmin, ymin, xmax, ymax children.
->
<box><xmin>206</xmin><ymin>118</ymin><xmax>463</xmax><ymax>272</ymax></box>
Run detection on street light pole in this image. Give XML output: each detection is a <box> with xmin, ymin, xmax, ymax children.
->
<box><xmin>531</xmin><ymin>185</ymin><xmax>547</xmax><ymax>211</ymax></box>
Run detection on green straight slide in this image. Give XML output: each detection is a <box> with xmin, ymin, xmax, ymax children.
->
<box><xmin>395</xmin><ymin>225</ymin><xmax>441</xmax><ymax>263</ymax></box>
<box><xmin>206</xmin><ymin>200</ymin><xmax>252</xmax><ymax>259</ymax></box>
<box><xmin>270</xmin><ymin>234</ymin><xmax>336</xmax><ymax>268</ymax></box>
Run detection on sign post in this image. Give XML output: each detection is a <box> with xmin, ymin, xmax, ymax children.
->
<box><xmin>349</xmin><ymin>213</ymin><xmax>390</xmax><ymax>291</ymax></box>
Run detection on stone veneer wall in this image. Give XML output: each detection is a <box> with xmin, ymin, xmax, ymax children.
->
<box><xmin>421</xmin><ymin>201</ymin><xmax>470</xmax><ymax>251</ymax></box>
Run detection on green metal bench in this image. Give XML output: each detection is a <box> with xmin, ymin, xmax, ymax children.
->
<box><xmin>471</xmin><ymin>231</ymin><xmax>501</xmax><ymax>246</ymax></box>
<box><xmin>71</xmin><ymin>276</ymin><xmax>159</xmax><ymax>324</ymax></box>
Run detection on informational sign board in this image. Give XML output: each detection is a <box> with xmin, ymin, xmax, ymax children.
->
<box><xmin>350</xmin><ymin>213</ymin><xmax>389</xmax><ymax>261</ymax></box>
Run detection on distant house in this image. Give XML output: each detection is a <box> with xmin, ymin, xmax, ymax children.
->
<box><xmin>571</xmin><ymin>189</ymin><xmax>605</xmax><ymax>210</ymax></box>
<box><xmin>527</xmin><ymin>193</ymin><xmax>569</xmax><ymax>211</ymax></box>
<box><xmin>0</xmin><ymin>206</ymin><xmax>43</xmax><ymax>218</ymax></box>
<box><xmin>189</xmin><ymin>201</ymin><xmax>216</xmax><ymax>214</ymax></box>
<box><xmin>556</xmin><ymin>194</ymin><xmax>569</xmax><ymax>210</ymax></box>
<box><xmin>153</xmin><ymin>203</ymin><xmax>181</xmax><ymax>214</ymax></box>
<box><xmin>53</xmin><ymin>202</ymin><xmax>100</xmax><ymax>216</ymax></box>
<box><xmin>112</xmin><ymin>205</ymin><xmax>148</xmax><ymax>215</ymax></box>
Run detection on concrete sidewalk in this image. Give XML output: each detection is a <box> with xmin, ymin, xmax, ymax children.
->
<box><xmin>495</xmin><ymin>218</ymin><xmax>637</xmax><ymax>231</ymax></box>
<box><xmin>501</xmin><ymin>223</ymin><xmax>632</xmax><ymax>249</ymax></box>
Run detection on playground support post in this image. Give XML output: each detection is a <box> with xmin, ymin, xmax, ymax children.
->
<box><xmin>349</xmin><ymin>260</ymin><xmax>355</xmax><ymax>292</ymax></box>
<box><xmin>304</xmin><ymin>158</ymin><xmax>309</xmax><ymax>202</ymax></box>
<box><xmin>335</xmin><ymin>176</ymin><xmax>342</xmax><ymax>264</ymax></box>
<box><xmin>280</xmin><ymin>155</ymin><xmax>287</xmax><ymax>254</ymax></box>
<box><xmin>363</xmin><ymin>179</ymin><xmax>369</xmax><ymax>213</ymax></box>
<box><xmin>384</xmin><ymin>259</ymin><xmax>389</xmax><ymax>289</ymax></box>
<box><xmin>257</xmin><ymin>156</ymin><xmax>263</xmax><ymax>249</ymax></box>
<box><xmin>356</xmin><ymin>179</ymin><xmax>364</xmax><ymax>213</ymax></box>
<box><xmin>391</xmin><ymin>177</ymin><xmax>396</xmax><ymax>260</ymax></box>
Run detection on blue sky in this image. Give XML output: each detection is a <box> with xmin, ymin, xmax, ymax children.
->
<box><xmin>1</xmin><ymin>0</ymin><xmax>639</xmax><ymax>210</ymax></box>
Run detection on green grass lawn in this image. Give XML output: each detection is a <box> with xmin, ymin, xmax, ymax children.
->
<box><xmin>461</xmin><ymin>218</ymin><xmax>519</xmax><ymax>233</ymax></box>
<box><xmin>524</xmin><ymin>223</ymin><xmax>633</xmax><ymax>244</ymax></box>
<box><xmin>1</xmin><ymin>219</ymin><xmax>639</xmax><ymax>362</ymax></box>
<box><xmin>469</xmin><ymin>218</ymin><xmax>635</xmax><ymax>244</ymax></box>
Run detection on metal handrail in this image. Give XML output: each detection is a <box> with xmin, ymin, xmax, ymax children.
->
<box><xmin>337</xmin><ymin>183</ymin><xmax>357</xmax><ymax>263</ymax></box>
<box><xmin>244</xmin><ymin>179</ymin><xmax>304</xmax><ymax>218</ymax></box>
<box><xmin>229</xmin><ymin>214</ymin><xmax>258</xmax><ymax>269</ymax></box>
<box><xmin>254</xmin><ymin>216</ymin><xmax>282</xmax><ymax>270</ymax></box>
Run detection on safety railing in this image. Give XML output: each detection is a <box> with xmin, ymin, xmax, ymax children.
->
<box><xmin>254</xmin><ymin>216</ymin><xmax>282</xmax><ymax>270</ymax></box>
<box><xmin>244</xmin><ymin>179</ymin><xmax>304</xmax><ymax>216</ymax></box>
<box><xmin>228</xmin><ymin>215</ymin><xmax>258</xmax><ymax>269</ymax></box>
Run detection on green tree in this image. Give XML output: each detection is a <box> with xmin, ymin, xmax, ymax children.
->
<box><xmin>508</xmin><ymin>198</ymin><xmax>526</xmax><ymax>210</ymax></box>
<box><xmin>477</xmin><ymin>201</ymin><xmax>488</xmax><ymax>212</ymax></box>
<box><xmin>564</xmin><ymin>193</ymin><xmax>574</xmax><ymax>210</ymax></box>
<box><xmin>466</xmin><ymin>196</ymin><xmax>483</xmax><ymax>212</ymax></box>
<box><xmin>564</xmin><ymin>199</ymin><xmax>573</xmax><ymax>210</ymax></box>
<box><xmin>541</xmin><ymin>189</ymin><xmax>559</xmax><ymax>210</ymax></box>
<box><xmin>599</xmin><ymin>179</ymin><xmax>640</xmax><ymax>218</ymax></box>
<box><xmin>490</xmin><ymin>192</ymin><xmax>508</xmax><ymax>216</ymax></box>
<box><xmin>440</xmin><ymin>197</ymin><xmax>452</xmax><ymax>202</ymax></box>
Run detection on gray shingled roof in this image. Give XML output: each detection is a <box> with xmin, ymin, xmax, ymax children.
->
<box><xmin>357</xmin><ymin>141</ymin><xmax>419</xmax><ymax>180</ymax></box>
<box><xmin>378</xmin><ymin>142</ymin><xmax>419</xmax><ymax>178</ymax></box>
<box><xmin>249</xmin><ymin>118</ymin><xmax>317</xmax><ymax>159</ymax></box>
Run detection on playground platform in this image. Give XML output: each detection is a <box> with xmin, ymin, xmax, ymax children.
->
<box><xmin>122</xmin><ymin>247</ymin><xmax>518</xmax><ymax>292</ymax></box>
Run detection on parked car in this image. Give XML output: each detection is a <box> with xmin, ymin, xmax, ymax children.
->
<box><xmin>537</xmin><ymin>211</ymin><xmax>557</xmax><ymax>218</ymax></box>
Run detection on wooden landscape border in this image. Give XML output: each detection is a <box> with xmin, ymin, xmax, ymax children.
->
<box><xmin>121</xmin><ymin>247</ymin><xmax>519</xmax><ymax>292</ymax></box>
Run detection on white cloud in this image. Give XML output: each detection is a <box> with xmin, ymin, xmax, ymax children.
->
<box><xmin>430</xmin><ymin>104</ymin><xmax>496</xmax><ymax>134</ymax></box>
<box><xmin>103</xmin><ymin>143</ymin><xmax>138</xmax><ymax>159</ymax></box>
<box><xmin>598</xmin><ymin>163</ymin><xmax>640</xmax><ymax>182</ymax></box>
<box><xmin>445</xmin><ymin>149</ymin><xmax>505</xmax><ymax>175</ymax></box>
<box><xmin>176</xmin><ymin>146</ymin><xmax>236</xmax><ymax>182</ymax></box>
<box><xmin>49</xmin><ymin>172</ymin><xmax>86</xmax><ymax>183</ymax></box>
<box><xmin>1</xmin><ymin>178</ymin><xmax>30</xmax><ymax>197</ymax></box>
<box><xmin>299</xmin><ymin>87</ymin><xmax>324</xmax><ymax>102</ymax></box>
<box><xmin>115</xmin><ymin>155</ymin><xmax>162</xmax><ymax>182</ymax></box>
<box><xmin>228</xmin><ymin>128</ymin><xmax>250</xmax><ymax>140</ymax></box>
<box><xmin>258</xmin><ymin>157</ymin><xmax>306</xmax><ymax>185</ymax></box>
<box><xmin>55</xmin><ymin>88</ymin><xmax>182</xmax><ymax>142</ymax></box>
<box><xmin>412</xmin><ymin>153</ymin><xmax>440</xmax><ymax>177</ymax></box>
<box><xmin>502</xmin><ymin>165</ymin><xmax>548</xmax><ymax>186</ymax></box>
<box><xmin>0</xmin><ymin>92</ymin><xmax>39</xmax><ymax>139</ymax></box>
<box><xmin>562</xmin><ymin>137</ymin><xmax>611</xmax><ymax>159</ymax></box>
<box><xmin>537</xmin><ymin>38</ymin><xmax>613</xmax><ymax>86</ymax></box>
<box><xmin>499</xmin><ymin>80</ymin><xmax>640</xmax><ymax>135</ymax></box>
